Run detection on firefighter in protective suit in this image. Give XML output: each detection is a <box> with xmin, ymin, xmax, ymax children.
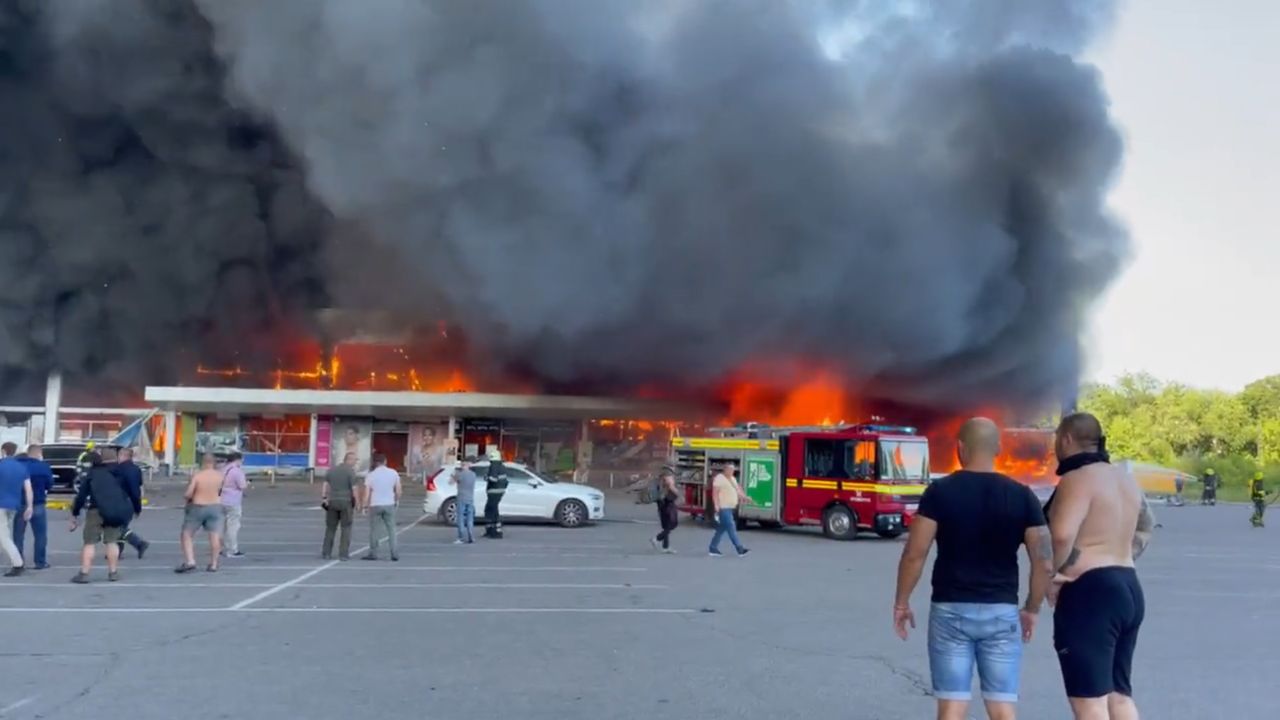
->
<box><xmin>1250</xmin><ymin>472</ymin><xmax>1273</xmax><ymax>528</ymax></box>
<box><xmin>1201</xmin><ymin>468</ymin><xmax>1218</xmax><ymax>505</ymax></box>
<box><xmin>484</xmin><ymin>449</ymin><xmax>508</xmax><ymax>539</ymax></box>
<box><xmin>75</xmin><ymin>441</ymin><xmax>97</xmax><ymax>491</ymax></box>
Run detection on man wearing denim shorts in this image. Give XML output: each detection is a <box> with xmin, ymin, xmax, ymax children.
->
<box><xmin>894</xmin><ymin>418</ymin><xmax>1053</xmax><ymax>720</ymax></box>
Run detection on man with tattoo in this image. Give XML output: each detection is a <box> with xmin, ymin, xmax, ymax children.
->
<box><xmin>1046</xmin><ymin>412</ymin><xmax>1152</xmax><ymax>720</ymax></box>
<box><xmin>894</xmin><ymin>417</ymin><xmax>1053</xmax><ymax>720</ymax></box>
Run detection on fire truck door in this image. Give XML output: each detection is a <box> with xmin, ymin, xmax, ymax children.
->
<box><xmin>739</xmin><ymin>452</ymin><xmax>781</xmax><ymax>522</ymax></box>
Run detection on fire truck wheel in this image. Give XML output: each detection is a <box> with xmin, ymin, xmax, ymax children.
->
<box><xmin>440</xmin><ymin>498</ymin><xmax>458</xmax><ymax>525</ymax></box>
<box><xmin>555</xmin><ymin>499</ymin><xmax>589</xmax><ymax>528</ymax></box>
<box><xmin>822</xmin><ymin>505</ymin><xmax>858</xmax><ymax>541</ymax></box>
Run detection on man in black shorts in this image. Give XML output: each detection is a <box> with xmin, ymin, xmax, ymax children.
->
<box><xmin>1047</xmin><ymin>413</ymin><xmax>1154</xmax><ymax>720</ymax></box>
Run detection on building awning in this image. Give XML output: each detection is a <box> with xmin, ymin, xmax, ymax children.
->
<box><xmin>143</xmin><ymin>386</ymin><xmax>707</xmax><ymax>421</ymax></box>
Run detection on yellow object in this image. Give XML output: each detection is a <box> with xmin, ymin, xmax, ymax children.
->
<box><xmin>85</xmin><ymin>441</ymin><xmax>95</xmax><ymax>449</ymax></box>
<box><xmin>1256</xmin><ymin>471</ymin><xmax>1265</xmax><ymax>480</ymax></box>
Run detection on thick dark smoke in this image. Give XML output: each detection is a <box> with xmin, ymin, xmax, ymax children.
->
<box><xmin>0</xmin><ymin>0</ymin><xmax>330</xmax><ymax>401</ymax></box>
<box><xmin>1</xmin><ymin>0</ymin><xmax>1127</xmax><ymax>413</ymax></box>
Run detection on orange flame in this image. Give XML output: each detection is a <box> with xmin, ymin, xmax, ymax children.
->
<box><xmin>722</xmin><ymin>372</ymin><xmax>857</xmax><ymax>427</ymax></box>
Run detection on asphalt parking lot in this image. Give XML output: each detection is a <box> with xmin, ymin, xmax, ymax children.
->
<box><xmin>1</xmin><ymin>483</ymin><xmax>1275</xmax><ymax>719</ymax></box>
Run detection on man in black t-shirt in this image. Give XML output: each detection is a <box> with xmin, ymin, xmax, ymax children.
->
<box><xmin>894</xmin><ymin>418</ymin><xmax>1053</xmax><ymax>720</ymax></box>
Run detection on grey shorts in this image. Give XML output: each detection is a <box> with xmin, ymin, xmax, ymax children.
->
<box><xmin>183</xmin><ymin>503</ymin><xmax>224</xmax><ymax>534</ymax></box>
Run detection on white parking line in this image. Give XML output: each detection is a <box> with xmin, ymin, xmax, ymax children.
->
<box><xmin>0</xmin><ymin>582</ymin><xmax>666</xmax><ymax>590</ymax></box>
<box><xmin>0</xmin><ymin>696</ymin><xmax>36</xmax><ymax>714</ymax></box>
<box><xmin>228</xmin><ymin>514</ymin><xmax>429</xmax><ymax>610</ymax></box>
<box><xmin>0</xmin><ymin>607</ymin><xmax>698</xmax><ymax>614</ymax></box>
<box><xmin>18</xmin><ymin>564</ymin><xmax>649</xmax><ymax>572</ymax></box>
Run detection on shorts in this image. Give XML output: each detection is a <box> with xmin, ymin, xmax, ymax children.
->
<box><xmin>82</xmin><ymin>509</ymin><xmax>125</xmax><ymax>545</ymax></box>
<box><xmin>183</xmin><ymin>503</ymin><xmax>225</xmax><ymax>534</ymax></box>
<box><xmin>1053</xmin><ymin>566</ymin><xmax>1144</xmax><ymax>698</ymax></box>
<box><xmin>928</xmin><ymin>603</ymin><xmax>1023</xmax><ymax>702</ymax></box>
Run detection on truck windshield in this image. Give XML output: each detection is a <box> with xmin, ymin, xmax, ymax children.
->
<box><xmin>879</xmin><ymin>440</ymin><xmax>929</xmax><ymax>481</ymax></box>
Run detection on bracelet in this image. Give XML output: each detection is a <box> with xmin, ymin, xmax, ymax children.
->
<box><xmin>893</xmin><ymin>604</ymin><xmax>910</xmax><ymax>611</ymax></box>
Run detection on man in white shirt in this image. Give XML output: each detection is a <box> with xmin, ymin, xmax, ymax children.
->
<box><xmin>362</xmin><ymin>453</ymin><xmax>402</xmax><ymax>562</ymax></box>
<box><xmin>708</xmin><ymin>462</ymin><xmax>752</xmax><ymax>557</ymax></box>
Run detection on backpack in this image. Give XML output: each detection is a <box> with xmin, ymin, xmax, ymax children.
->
<box><xmin>90</xmin><ymin>468</ymin><xmax>134</xmax><ymax>527</ymax></box>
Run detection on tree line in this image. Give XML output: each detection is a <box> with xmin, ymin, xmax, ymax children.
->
<box><xmin>1080</xmin><ymin>373</ymin><xmax>1280</xmax><ymax>486</ymax></box>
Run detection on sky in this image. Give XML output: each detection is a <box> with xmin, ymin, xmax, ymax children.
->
<box><xmin>1087</xmin><ymin>0</ymin><xmax>1278</xmax><ymax>391</ymax></box>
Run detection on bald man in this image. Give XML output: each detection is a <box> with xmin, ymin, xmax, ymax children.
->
<box><xmin>894</xmin><ymin>418</ymin><xmax>1052</xmax><ymax>720</ymax></box>
<box><xmin>1046</xmin><ymin>413</ymin><xmax>1152</xmax><ymax>720</ymax></box>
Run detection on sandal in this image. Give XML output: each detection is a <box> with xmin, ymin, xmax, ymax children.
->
<box><xmin>174</xmin><ymin>563</ymin><xmax>197</xmax><ymax>574</ymax></box>
<box><xmin>206</xmin><ymin>564</ymin><xmax>219</xmax><ymax>573</ymax></box>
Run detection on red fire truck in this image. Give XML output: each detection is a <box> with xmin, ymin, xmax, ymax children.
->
<box><xmin>671</xmin><ymin>423</ymin><xmax>931</xmax><ymax>540</ymax></box>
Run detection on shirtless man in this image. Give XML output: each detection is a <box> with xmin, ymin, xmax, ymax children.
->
<box><xmin>1047</xmin><ymin>413</ymin><xmax>1155</xmax><ymax>720</ymax></box>
<box><xmin>177</xmin><ymin>454</ymin><xmax>226</xmax><ymax>573</ymax></box>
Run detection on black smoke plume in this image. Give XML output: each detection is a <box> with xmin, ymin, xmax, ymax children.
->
<box><xmin>1</xmin><ymin>0</ymin><xmax>1127</xmax><ymax>414</ymax></box>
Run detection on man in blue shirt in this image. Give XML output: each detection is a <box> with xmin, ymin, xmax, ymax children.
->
<box><xmin>0</xmin><ymin>441</ymin><xmax>33</xmax><ymax>577</ymax></box>
<box><xmin>14</xmin><ymin>444</ymin><xmax>54</xmax><ymax>569</ymax></box>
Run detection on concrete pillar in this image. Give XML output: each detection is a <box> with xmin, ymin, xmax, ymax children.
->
<box><xmin>307</xmin><ymin>413</ymin><xmax>319</xmax><ymax>468</ymax></box>
<box><xmin>163</xmin><ymin>410</ymin><xmax>177</xmax><ymax>470</ymax></box>
<box><xmin>42</xmin><ymin>371</ymin><xmax>62</xmax><ymax>444</ymax></box>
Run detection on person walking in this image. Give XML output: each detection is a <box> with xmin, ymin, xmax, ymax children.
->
<box><xmin>1250</xmin><ymin>472</ymin><xmax>1272</xmax><ymax>528</ymax></box>
<box><xmin>893</xmin><ymin>418</ymin><xmax>1052</xmax><ymax>720</ymax></box>
<box><xmin>176</xmin><ymin>453</ymin><xmax>226</xmax><ymax>573</ymax></box>
<box><xmin>68</xmin><ymin>451</ymin><xmax>140</xmax><ymax>583</ymax></box>
<box><xmin>362</xmin><ymin>453</ymin><xmax>401</xmax><ymax>561</ymax></box>
<box><xmin>111</xmin><ymin>447</ymin><xmax>151</xmax><ymax>559</ymax></box>
<box><xmin>483</xmin><ymin>452</ymin><xmax>508</xmax><ymax>539</ymax></box>
<box><xmin>1200</xmin><ymin>468</ymin><xmax>1218</xmax><ymax>505</ymax></box>
<box><xmin>220</xmin><ymin>452</ymin><xmax>248</xmax><ymax>557</ymax></box>
<box><xmin>708</xmin><ymin>461</ymin><xmax>751</xmax><ymax>557</ymax></box>
<box><xmin>1046</xmin><ymin>412</ymin><xmax>1154</xmax><ymax>720</ymax></box>
<box><xmin>450</xmin><ymin>457</ymin><xmax>478</xmax><ymax>545</ymax></box>
<box><xmin>0</xmin><ymin>442</ymin><xmax>33</xmax><ymax>577</ymax></box>
<box><xmin>14</xmin><ymin>444</ymin><xmax>53</xmax><ymax>570</ymax></box>
<box><xmin>321</xmin><ymin>452</ymin><xmax>360</xmax><ymax>560</ymax></box>
<box><xmin>650</xmin><ymin>467</ymin><xmax>679</xmax><ymax>553</ymax></box>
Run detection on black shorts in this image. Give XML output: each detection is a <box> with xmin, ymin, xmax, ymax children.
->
<box><xmin>1053</xmin><ymin>566</ymin><xmax>1145</xmax><ymax>698</ymax></box>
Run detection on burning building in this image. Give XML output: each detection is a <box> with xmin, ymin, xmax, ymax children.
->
<box><xmin>0</xmin><ymin>1</ymin><xmax>1127</xmax><ymax>477</ymax></box>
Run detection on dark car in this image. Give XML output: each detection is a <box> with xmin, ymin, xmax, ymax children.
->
<box><xmin>41</xmin><ymin>442</ymin><xmax>123</xmax><ymax>493</ymax></box>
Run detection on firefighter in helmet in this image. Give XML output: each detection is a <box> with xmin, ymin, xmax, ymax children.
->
<box><xmin>483</xmin><ymin>448</ymin><xmax>508</xmax><ymax>539</ymax></box>
<box><xmin>1250</xmin><ymin>472</ymin><xmax>1272</xmax><ymax>528</ymax></box>
<box><xmin>1201</xmin><ymin>467</ymin><xmax>1218</xmax><ymax>505</ymax></box>
<box><xmin>75</xmin><ymin>441</ymin><xmax>97</xmax><ymax>491</ymax></box>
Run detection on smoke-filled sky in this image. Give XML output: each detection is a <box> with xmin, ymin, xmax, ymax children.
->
<box><xmin>0</xmin><ymin>0</ymin><xmax>1127</xmax><ymax>412</ymax></box>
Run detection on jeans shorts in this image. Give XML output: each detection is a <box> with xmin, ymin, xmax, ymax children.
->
<box><xmin>928</xmin><ymin>602</ymin><xmax>1023</xmax><ymax>702</ymax></box>
<box><xmin>183</xmin><ymin>503</ymin><xmax>224</xmax><ymax>534</ymax></box>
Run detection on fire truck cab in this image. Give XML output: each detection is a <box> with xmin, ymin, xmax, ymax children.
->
<box><xmin>672</xmin><ymin>423</ymin><xmax>930</xmax><ymax>540</ymax></box>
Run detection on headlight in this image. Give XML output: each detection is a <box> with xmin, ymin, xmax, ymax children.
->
<box><xmin>588</xmin><ymin>493</ymin><xmax>604</xmax><ymax>501</ymax></box>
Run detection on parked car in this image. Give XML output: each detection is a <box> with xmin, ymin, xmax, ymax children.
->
<box><xmin>41</xmin><ymin>442</ymin><xmax>123</xmax><ymax>493</ymax></box>
<box><xmin>424</xmin><ymin>462</ymin><xmax>605</xmax><ymax>528</ymax></box>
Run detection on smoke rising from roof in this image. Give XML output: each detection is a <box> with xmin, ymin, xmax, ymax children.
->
<box><xmin>1</xmin><ymin>0</ymin><xmax>1126</xmax><ymax>413</ymax></box>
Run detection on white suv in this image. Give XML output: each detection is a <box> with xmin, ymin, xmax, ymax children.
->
<box><xmin>424</xmin><ymin>462</ymin><xmax>605</xmax><ymax>528</ymax></box>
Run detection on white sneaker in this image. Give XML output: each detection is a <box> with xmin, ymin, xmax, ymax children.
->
<box><xmin>649</xmin><ymin>537</ymin><xmax>660</xmax><ymax>551</ymax></box>
<box><xmin>453</xmin><ymin>540</ymin><xmax>465</xmax><ymax>545</ymax></box>
<box><xmin>662</xmin><ymin>548</ymin><xmax>677</xmax><ymax>555</ymax></box>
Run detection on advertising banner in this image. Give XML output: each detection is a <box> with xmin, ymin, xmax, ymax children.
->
<box><xmin>743</xmin><ymin>453</ymin><xmax>778</xmax><ymax>509</ymax></box>
<box><xmin>315</xmin><ymin>417</ymin><xmax>332</xmax><ymax>469</ymax></box>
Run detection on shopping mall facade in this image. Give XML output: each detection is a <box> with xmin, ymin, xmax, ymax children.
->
<box><xmin>0</xmin><ymin>374</ymin><xmax>701</xmax><ymax>479</ymax></box>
